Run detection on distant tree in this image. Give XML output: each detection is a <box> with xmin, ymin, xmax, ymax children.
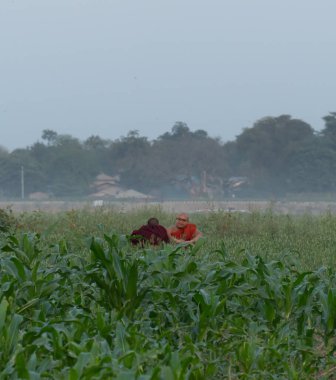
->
<box><xmin>54</xmin><ymin>134</ymin><xmax>81</xmax><ymax>147</ymax></box>
<box><xmin>83</xmin><ymin>135</ymin><xmax>111</xmax><ymax>174</ymax></box>
<box><xmin>31</xmin><ymin>134</ymin><xmax>99</xmax><ymax>196</ymax></box>
<box><xmin>287</xmin><ymin>138</ymin><xmax>336</xmax><ymax>192</ymax></box>
<box><xmin>3</xmin><ymin>114</ymin><xmax>336</xmax><ymax>199</ymax></box>
<box><xmin>49</xmin><ymin>135</ymin><xmax>99</xmax><ymax>196</ymax></box>
<box><xmin>0</xmin><ymin>149</ymin><xmax>45</xmax><ymax>197</ymax></box>
<box><xmin>149</xmin><ymin>123</ymin><xmax>226</xmax><ymax>195</ymax></box>
<box><xmin>107</xmin><ymin>130</ymin><xmax>151</xmax><ymax>190</ymax></box>
<box><xmin>321</xmin><ymin>112</ymin><xmax>336</xmax><ymax>143</ymax></box>
<box><xmin>172</xmin><ymin>121</ymin><xmax>190</xmax><ymax>137</ymax></box>
<box><xmin>234</xmin><ymin>115</ymin><xmax>315</xmax><ymax>192</ymax></box>
<box><xmin>41</xmin><ymin>129</ymin><xmax>58</xmax><ymax>145</ymax></box>
<box><xmin>221</xmin><ymin>141</ymin><xmax>241</xmax><ymax>178</ymax></box>
<box><xmin>193</xmin><ymin>129</ymin><xmax>208</xmax><ymax>139</ymax></box>
<box><xmin>158</xmin><ymin>122</ymin><xmax>192</xmax><ymax>140</ymax></box>
<box><xmin>84</xmin><ymin>135</ymin><xmax>110</xmax><ymax>150</ymax></box>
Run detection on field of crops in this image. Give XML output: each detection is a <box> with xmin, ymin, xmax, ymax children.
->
<box><xmin>1</xmin><ymin>206</ymin><xmax>336</xmax><ymax>379</ymax></box>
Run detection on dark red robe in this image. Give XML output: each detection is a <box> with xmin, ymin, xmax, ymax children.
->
<box><xmin>131</xmin><ymin>224</ymin><xmax>169</xmax><ymax>246</ymax></box>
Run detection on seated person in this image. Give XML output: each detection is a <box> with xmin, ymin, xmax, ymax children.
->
<box><xmin>167</xmin><ymin>213</ymin><xmax>202</xmax><ymax>244</ymax></box>
<box><xmin>130</xmin><ymin>217</ymin><xmax>170</xmax><ymax>246</ymax></box>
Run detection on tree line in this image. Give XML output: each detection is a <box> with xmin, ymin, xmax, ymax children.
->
<box><xmin>1</xmin><ymin>112</ymin><xmax>336</xmax><ymax>199</ymax></box>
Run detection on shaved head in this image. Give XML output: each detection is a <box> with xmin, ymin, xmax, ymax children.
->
<box><xmin>176</xmin><ymin>213</ymin><xmax>189</xmax><ymax>221</ymax></box>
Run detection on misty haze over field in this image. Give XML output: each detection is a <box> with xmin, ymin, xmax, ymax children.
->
<box><xmin>1</xmin><ymin>0</ymin><xmax>336</xmax><ymax>150</ymax></box>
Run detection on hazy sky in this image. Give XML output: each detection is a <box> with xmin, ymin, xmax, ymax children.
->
<box><xmin>1</xmin><ymin>0</ymin><xmax>335</xmax><ymax>151</ymax></box>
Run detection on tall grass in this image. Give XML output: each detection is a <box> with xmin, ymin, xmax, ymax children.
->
<box><xmin>1</xmin><ymin>207</ymin><xmax>335</xmax><ymax>378</ymax></box>
<box><xmin>18</xmin><ymin>207</ymin><xmax>336</xmax><ymax>270</ymax></box>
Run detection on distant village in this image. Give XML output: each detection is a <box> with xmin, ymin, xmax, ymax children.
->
<box><xmin>27</xmin><ymin>172</ymin><xmax>248</xmax><ymax>202</ymax></box>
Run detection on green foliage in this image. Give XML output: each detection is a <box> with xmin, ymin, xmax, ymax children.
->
<box><xmin>4</xmin><ymin>113</ymin><xmax>336</xmax><ymax>198</ymax></box>
<box><xmin>87</xmin><ymin>234</ymin><xmax>147</xmax><ymax>317</ymax></box>
<box><xmin>234</xmin><ymin>115</ymin><xmax>315</xmax><ymax>193</ymax></box>
<box><xmin>321</xmin><ymin>112</ymin><xmax>336</xmax><ymax>143</ymax></box>
<box><xmin>1</xmin><ymin>210</ymin><xmax>336</xmax><ymax>377</ymax></box>
<box><xmin>0</xmin><ymin>207</ymin><xmax>17</xmax><ymax>233</ymax></box>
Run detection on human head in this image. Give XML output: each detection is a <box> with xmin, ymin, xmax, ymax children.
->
<box><xmin>175</xmin><ymin>213</ymin><xmax>189</xmax><ymax>228</ymax></box>
<box><xmin>147</xmin><ymin>217</ymin><xmax>159</xmax><ymax>227</ymax></box>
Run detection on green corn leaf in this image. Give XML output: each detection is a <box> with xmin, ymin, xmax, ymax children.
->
<box><xmin>17</xmin><ymin>298</ymin><xmax>40</xmax><ymax>314</ymax></box>
<box><xmin>126</xmin><ymin>263</ymin><xmax>138</xmax><ymax>300</ymax></box>
<box><xmin>74</xmin><ymin>352</ymin><xmax>92</xmax><ymax>377</ymax></box>
<box><xmin>7</xmin><ymin>313</ymin><xmax>23</xmax><ymax>353</ymax></box>
<box><xmin>15</xmin><ymin>351</ymin><xmax>30</xmax><ymax>379</ymax></box>
<box><xmin>0</xmin><ymin>298</ymin><xmax>9</xmax><ymax>331</ymax></box>
<box><xmin>112</xmin><ymin>251</ymin><xmax>125</xmax><ymax>283</ymax></box>
<box><xmin>115</xmin><ymin>321</ymin><xmax>128</xmax><ymax>354</ymax></box>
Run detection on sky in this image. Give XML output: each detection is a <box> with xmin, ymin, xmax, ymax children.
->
<box><xmin>1</xmin><ymin>0</ymin><xmax>335</xmax><ymax>151</ymax></box>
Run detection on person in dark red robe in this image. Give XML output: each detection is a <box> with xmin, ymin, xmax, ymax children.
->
<box><xmin>130</xmin><ymin>217</ymin><xmax>170</xmax><ymax>246</ymax></box>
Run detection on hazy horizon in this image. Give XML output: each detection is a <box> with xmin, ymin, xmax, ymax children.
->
<box><xmin>1</xmin><ymin>0</ymin><xmax>335</xmax><ymax>151</ymax></box>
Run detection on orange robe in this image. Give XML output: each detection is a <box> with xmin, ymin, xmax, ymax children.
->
<box><xmin>170</xmin><ymin>223</ymin><xmax>197</xmax><ymax>241</ymax></box>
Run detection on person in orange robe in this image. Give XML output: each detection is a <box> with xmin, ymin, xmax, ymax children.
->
<box><xmin>167</xmin><ymin>213</ymin><xmax>202</xmax><ymax>244</ymax></box>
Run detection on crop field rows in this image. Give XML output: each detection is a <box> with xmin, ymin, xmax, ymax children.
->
<box><xmin>3</xmin><ymin>200</ymin><xmax>336</xmax><ymax>215</ymax></box>
<box><xmin>1</xmin><ymin>206</ymin><xmax>336</xmax><ymax>379</ymax></box>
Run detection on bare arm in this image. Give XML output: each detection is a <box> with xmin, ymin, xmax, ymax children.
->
<box><xmin>189</xmin><ymin>229</ymin><xmax>202</xmax><ymax>244</ymax></box>
<box><xmin>167</xmin><ymin>227</ymin><xmax>184</xmax><ymax>244</ymax></box>
<box><xmin>167</xmin><ymin>226</ymin><xmax>203</xmax><ymax>244</ymax></box>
